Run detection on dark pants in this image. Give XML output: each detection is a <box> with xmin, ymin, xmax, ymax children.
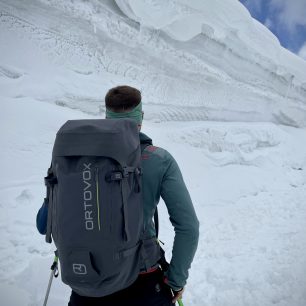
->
<box><xmin>68</xmin><ymin>269</ymin><xmax>174</xmax><ymax>306</ymax></box>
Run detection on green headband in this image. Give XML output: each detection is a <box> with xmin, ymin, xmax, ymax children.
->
<box><xmin>105</xmin><ymin>102</ymin><xmax>143</xmax><ymax>125</ymax></box>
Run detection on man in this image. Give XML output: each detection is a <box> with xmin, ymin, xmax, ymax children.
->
<box><xmin>37</xmin><ymin>85</ymin><xmax>199</xmax><ymax>306</ymax></box>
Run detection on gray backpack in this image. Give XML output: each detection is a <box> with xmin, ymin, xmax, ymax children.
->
<box><xmin>44</xmin><ymin>119</ymin><xmax>160</xmax><ymax>297</ymax></box>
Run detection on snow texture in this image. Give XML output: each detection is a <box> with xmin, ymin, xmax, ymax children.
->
<box><xmin>1</xmin><ymin>0</ymin><xmax>306</xmax><ymax>126</ymax></box>
<box><xmin>0</xmin><ymin>0</ymin><xmax>306</xmax><ymax>305</ymax></box>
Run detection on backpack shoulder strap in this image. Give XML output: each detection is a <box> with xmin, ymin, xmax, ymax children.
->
<box><xmin>153</xmin><ymin>209</ymin><xmax>159</xmax><ymax>238</ymax></box>
<box><xmin>140</xmin><ymin>141</ymin><xmax>159</xmax><ymax>238</ymax></box>
<box><xmin>140</xmin><ymin>137</ymin><xmax>168</xmax><ymax>271</ymax></box>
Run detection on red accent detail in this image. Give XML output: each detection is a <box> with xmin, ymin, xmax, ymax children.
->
<box><xmin>147</xmin><ymin>146</ymin><xmax>158</xmax><ymax>152</ymax></box>
<box><xmin>163</xmin><ymin>276</ymin><xmax>169</xmax><ymax>284</ymax></box>
<box><xmin>141</xmin><ymin>154</ymin><xmax>150</xmax><ymax>160</ymax></box>
<box><xmin>139</xmin><ymin>267</ymin><xmax>159</xmax><ymax>275</ymax></box>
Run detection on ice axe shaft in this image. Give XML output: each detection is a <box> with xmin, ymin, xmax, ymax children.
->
<box><xmin>43</xmin><ymin>252</ymin><xmax>59</xmax><ymax>306</ymax></box>
<box><xmin>43</xmin><ymin>269</ymin><xmax>55</xmax><ymax>306</ymax></box>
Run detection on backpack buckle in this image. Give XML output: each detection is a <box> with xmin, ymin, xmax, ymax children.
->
<box><xmin>122</xmin><ymin>166</ymin><xmax>136</xmax><ymax>178</ymax></box>
<box><xmin>135</xmin><ymin>167</ymin><xmax>142</xmax><ymax>176</ymax></box>
<box><xmin>105</xmin><ymin>171</ymin><xmax>123</xmax><ymax>182</ymax></box>
<box><xmin>112</xmin><ymin>172</ymin><xmax>123</xmax><ymax>181</ymax></box>
<box><xmin>123</xmin><ymin>167</ymin><xmax>129</xmax><ymax>178</ymax></box>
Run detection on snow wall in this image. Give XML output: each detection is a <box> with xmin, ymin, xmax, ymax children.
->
<box><xmin>0</xmin><ymin>0</ymin><xmax>306</xmax><ymax>127</ymax></box>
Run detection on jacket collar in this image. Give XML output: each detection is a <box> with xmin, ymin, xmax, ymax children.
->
<box><xmin>139</xmin><ymin>132</ymin><xmax>153</xmax><ymax>146</ymax></box>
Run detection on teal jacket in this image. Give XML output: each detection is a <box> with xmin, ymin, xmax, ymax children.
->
<box><xmin>140</xmin><ymin>132</ymin><xmax>199</xmax><ymax>290</ymax></box>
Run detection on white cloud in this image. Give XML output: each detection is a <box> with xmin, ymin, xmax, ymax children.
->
<box><xmin>269</xmin><ymin>0</ymin><xmax>306</xmax><ymax>32</ymax></box>
<box><xmin>298</xmin><ymin>42</ymin><xmax>306</xmax><ymax>61</ymax></box>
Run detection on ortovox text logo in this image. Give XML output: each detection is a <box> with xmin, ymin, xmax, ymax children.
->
<box><xmin>72</xmin><ymin>263</ymin><xmax>87</xmax><ymax>275</ymax></box>
<box><xmin>83</xmin><ymin>163</ymin><xmax>94</xmax><ymax>230</ymax></box>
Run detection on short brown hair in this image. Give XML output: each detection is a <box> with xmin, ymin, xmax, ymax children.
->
<box><xmin>105</xmin><ymin>85</ymin><xmax>141</xmax><ymax>112</ymax></box>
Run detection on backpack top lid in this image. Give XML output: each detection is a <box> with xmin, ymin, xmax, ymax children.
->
<box><xmin>52</xmin><ymin>119</ymin><xmax>140</xmax><ymax>166</ymax></box>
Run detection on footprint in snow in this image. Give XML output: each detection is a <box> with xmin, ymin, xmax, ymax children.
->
<box><xmin>0</xmin><ymin>66</ymin><xmax>23</xmax><ymax>79</ymax></box>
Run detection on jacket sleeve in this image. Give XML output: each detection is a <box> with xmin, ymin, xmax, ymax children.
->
<box><xmin>160</xmin><ymin>151</ymin><xmax>199</xmax><ymax>290</ymax></box>
<box><xmin>36</xmin><ymin>200</ymin><xmax>48</xmax><ymax>235</ymax></box>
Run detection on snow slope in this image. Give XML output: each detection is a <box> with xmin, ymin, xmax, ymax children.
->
<box><xmin>1</xmin><ymin>97</ymin><xmax>306</xmax><ymax>306</ymax></box>
<box><xmin>1</xmin><ymin>0</ymin><xmax>306</xmax><ymax>127</ymax></box>
<box><xmin>1</xmin><ymin>0</ymin><xmax>306</xmax><ymax>306</ymax></box>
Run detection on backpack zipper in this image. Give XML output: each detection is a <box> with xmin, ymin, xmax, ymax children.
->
<box><xmin>95</xmin><ymin>167</ymin><xmax>101</xmax><ymax>231</ymax></box>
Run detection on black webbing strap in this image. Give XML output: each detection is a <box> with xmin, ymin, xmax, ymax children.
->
<box><xmin>121</xmin><ymin>165</ymin><xmax>141</xmax><ymax>241</ymax></box>
<box><xmin>44</xmin><ymin>166</ymin><xmax>57</xmax><ymax>244</ymax></box>
<box><xmin>121</xmin><ymin>176</ymin><xmax>131</xmax><ymax>242</ymax></box>
<box><xmin>45</xmin><ymin>195</ymin><xmax>52</xmax><ymax>243</ymax></box>
<box><xmin>154</xmin><ymin>209</ymin><xmax>159</xmax><ymax>238</ymax></box>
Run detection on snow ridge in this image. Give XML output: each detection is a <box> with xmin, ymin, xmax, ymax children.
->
<box><xmin>1</xmin><ymin>0</ymin><xmax>306</xmax><ymax>126</ymax></box>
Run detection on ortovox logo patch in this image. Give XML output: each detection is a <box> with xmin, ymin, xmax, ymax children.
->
<box><xmin>72</xmin><ymin>263</ymin><xmax>87</xmax><ymax>275</ymax></box>
<box><xmin>83</xmin><ymin>163</ymin><xmax>94</xmax><ymax>231</ymax></box>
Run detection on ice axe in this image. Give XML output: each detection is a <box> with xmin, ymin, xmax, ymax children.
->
<box><xmin>43</xmin><ymin>251</ymin><xmax>59</xmax><ymax>306</ymax></box>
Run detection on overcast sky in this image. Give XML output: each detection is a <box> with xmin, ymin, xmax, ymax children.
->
<box><xmin>240</xmin><ymin>0</ymin><xmax>306</xmax><ymax>61</ymax></box>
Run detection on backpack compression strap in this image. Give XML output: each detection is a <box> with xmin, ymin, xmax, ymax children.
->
<box><xmin>44</xmin><ymin>166</ymin><xmax>57</xmax><ymax>243</ymax></box>
<box><xmin>120</xmin><ymin>166</ymin><xmax>141</xmax><ymax>241</ymax></box>
<box><xmin>106</xmin><ymin>165</ymin><xmax>141</xmax><ymax>242</ymax></box>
